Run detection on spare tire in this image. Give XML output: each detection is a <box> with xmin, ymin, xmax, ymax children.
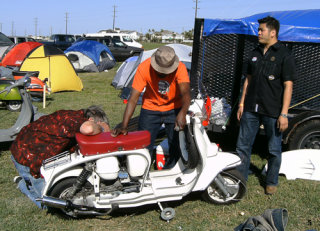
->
<box><xmin>179</xmin><ymin>122</ymin><xmax>200</xmax><ymax>169</ymax></box>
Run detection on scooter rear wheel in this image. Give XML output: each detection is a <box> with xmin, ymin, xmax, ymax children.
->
<box><xmin>48</xmin><ymin>177</ymin><xmax>94</xmax><ymax>218</ymax></box>
<box><xmin>202</xmin><ymin>169</ymin><xmax>246</xmax><ymax>205</ymax></box>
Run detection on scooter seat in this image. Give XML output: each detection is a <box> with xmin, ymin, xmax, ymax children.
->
<box><xmin>76</xmin><ymin>131</ymin><xmax>151</xmax><ymax>156</ymax></box>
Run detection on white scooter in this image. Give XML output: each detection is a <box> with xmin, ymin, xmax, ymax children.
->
<box><xmin>38</xmin><ymin>97</ymin><xmax>246</xmax><ymax>221</ymax></box>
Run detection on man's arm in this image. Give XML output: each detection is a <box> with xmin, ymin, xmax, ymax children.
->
<box><xmin>237</xmin><ymin>75</ymin><xmax>251</xmax><ymax>121</ymax></box>
<box><xmin>277</xmin><ymin>80</ymin><xmax>293</xmax><ymax>132</ymax></box>
<box><xmin>111</xmin><ymin>88</ymin><xmax>141</xmax><ymax>137</ymax></box>
<box><xmin>176</xmin><ymin>82</ymin><xmax>191</xmax><ymax>129</ymax></box>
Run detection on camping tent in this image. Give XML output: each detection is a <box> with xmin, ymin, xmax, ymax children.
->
<box><xmin>0</xmin><ymin>41</ymin><xmax>42</xmax><ymax>67</ymax></box>
<box><xmin>20</xmin><ymin>44</ymin><xmax>83</xmax><ymax>93</ymax></box>
<box><xmin>65</xmin><ymin>40</ymin><xmax>116</xmax><ymax>72</ymax></box>
<box><xmin>111</xmin><ymin>56</ymin><xmax>138</xmax><ymax>89</ymax></box>
<box><xmin>112</xmin><ymin>44</ymin><xmax>192</xmax><ymax>90</ymax></box>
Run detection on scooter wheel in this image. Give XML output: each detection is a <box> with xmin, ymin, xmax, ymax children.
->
<box><xmin>179</xmin><ymin>123</ymin><xmax>200</xmax><ymax>169</ymax></box>
<box><xmin>202</xmin><ymin>168</ymin><xmax>246</xmax><ymax>205</ymax></box>
<box><xmin>160</xmin><ymin>207</ymin><xmax>175</xmax><ymax>221</ymax></box>
<box><xmin>7</xmin><ymin>100</ymin><xmax>22</xmax><ymax>112</ymax></box>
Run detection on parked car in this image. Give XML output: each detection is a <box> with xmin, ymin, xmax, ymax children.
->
<box><xmin>40</xmin><ymin>34</ymin><xmax>75</xmax><ymax>51</ymax></box>
<box><xmin>76</xmin><ymin>36</ymin><xmax>143</xmax><ymax>61</ymax></box>
<box><xmin>8</xmin><ymin>36</ymin><xmax>36</xmax><ymax>44</ymax></box>
<box><xmin>0</xmin><ymin>32</ymin><xmax>14</xmax><ymax>62</ymax></box>
<box><xmin>85</xmin><ymin>32</ymin><xmax>143</xmax><ymax>48</ymax></box>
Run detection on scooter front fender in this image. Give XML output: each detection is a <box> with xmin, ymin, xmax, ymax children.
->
<box><xmin>0</xmin><ymin>84</ymin><xmax>21</xmax><ymax>100</ymax></box>
<box><xmin>193</xmin><ymin>151</ymin><xmax>241</xmax><ymax>191</ymax></box>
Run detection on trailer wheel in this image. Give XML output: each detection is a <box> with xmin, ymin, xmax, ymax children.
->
<box><xmin>288</xmin><ymin>120</ymin><xmax>320</xmax><ymax>150</ymax></box>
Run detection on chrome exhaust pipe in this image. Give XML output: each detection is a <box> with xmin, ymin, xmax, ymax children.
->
<box><xmin>36</xmin><ymin>196</ymin><xmax>69</xmax><ymax>209</ymax></box>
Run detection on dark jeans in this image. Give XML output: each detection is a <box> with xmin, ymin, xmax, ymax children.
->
<box><xmin>236</xmin><ymin>112</ymin><xmax>282</xmax><ymax>186</ymax></box>
<box><xmin>138</xmin><ymin>108</ymin><xmax>180</xmax><ymax>167</ymax></box>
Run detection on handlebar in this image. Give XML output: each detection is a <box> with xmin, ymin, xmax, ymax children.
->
<box><xmin>0</xmin><ymin>71</ymin><xmax>37</xmax><ymax>95</ymax></box>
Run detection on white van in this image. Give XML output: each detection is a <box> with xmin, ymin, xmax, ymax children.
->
<box><xmin>85</xmin><ymin>32</ymin><xmax>143</xmax><ymax>48</ymax></box>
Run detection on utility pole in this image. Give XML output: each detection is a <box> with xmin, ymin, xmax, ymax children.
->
<box><xmin>65</xmin><ymin>12</ymin><xmax>69</xmax><ymax>34</ymax></box>
<box><xmin>11</xmin><ymin>21</ymin><xmax>14</xmax><ymax>36</ymax></box>
<box><xmin>0</xmin><ymin>23</ymin><xmax>2</xmax><ymax>32</ymax></box>
<box><xmin>112</xmin><ymin>5</ymin><xmax>117</xmax><ymax>31</ymax></box>
<box><xmin>34</xmin><ymin>17</ymin><xmax>38</xmax><ymax>37</ymax></box>
<box><xmin>193</xmin><ymin>0</ymin><xmax>200</xmax><ymax>19</ymax></box>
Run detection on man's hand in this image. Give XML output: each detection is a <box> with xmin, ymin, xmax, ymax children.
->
<box><xmin>175</xmin><ymin>111</ymin><xmax>187</xmax><ymax>130</ymax></box>
<box><xmin>111</xmin><ymin>127</ymin><xmax>128</xmax><ymax>137</ymax></box>
<box><xmin>277</xmin><ymin>116</ymin><xmax>288</xmax><ymax>132</ymax></box>
<box><xmin>237</xmin><ymin>106</ymin><xmax>244</xmax><ymax>121</ymax></box>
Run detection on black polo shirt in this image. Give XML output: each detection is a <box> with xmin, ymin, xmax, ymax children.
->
<box><xmin>244</xmin><ymin>42</ymin><xmax>296</xmax><ymax>118</ymax></box>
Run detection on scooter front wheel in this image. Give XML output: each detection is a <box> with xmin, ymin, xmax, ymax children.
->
<box><xmin>7</xmin><ymin>100</ymin><xmax>22</xmax><ymax>112</ymax></box>
<box><xmin>202</xmin><ymin>169</ymin><xmax>246</xmax><ymax>205</ymax></box>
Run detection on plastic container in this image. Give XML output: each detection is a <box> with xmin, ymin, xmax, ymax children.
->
<box><xmin>156</xmin><ymin>139</ymin><xmax>169</xmax><ymax>170</ymax></box>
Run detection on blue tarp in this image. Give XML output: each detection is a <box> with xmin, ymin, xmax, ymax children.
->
<box><xmin>203</xmin><ymin>9</ymin><xmax>320</xmax><ymax>43</ymax></box>
<box><xmin>65</xmin><ymin>40</ymin><xmax>114</xmax><ymax>65</ymax></box>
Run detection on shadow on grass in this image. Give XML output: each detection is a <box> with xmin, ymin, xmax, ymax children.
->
<box><xmin>47</xmin><ymin>191</ymin><xmax>203</xmax><ymax>221</ymax></box>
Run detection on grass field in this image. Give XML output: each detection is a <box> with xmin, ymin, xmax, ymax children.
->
<box><xmin>0</xmin><ymin>43</ymin><xmax>320</xmax><ymax>230</ymax></box>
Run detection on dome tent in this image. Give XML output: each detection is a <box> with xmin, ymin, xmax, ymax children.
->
<box><xmin>65</xmin><ymin>40</ymin><xmax>116</xmax><ymax>72</ymax></box>
<box><xmin>20</xmin><ymin>44</ymin><xmax>83</xmax><ymax>93</ymax></box>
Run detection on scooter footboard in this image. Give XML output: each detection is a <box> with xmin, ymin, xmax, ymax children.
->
<box><xmin>192</xmin><ymin>151</ymin><xmax>241</xmax><ymax>191</ymax></box>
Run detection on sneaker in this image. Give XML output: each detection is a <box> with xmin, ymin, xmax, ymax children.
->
<box><xmin>265</xmin><ymin>185</ymin><xmax>277</xmax><ymax>195</ymax></box>
<box><xmin>13</xmin><ymin>176</ymin><xmax>22</xmax><ymax>184</ymax></box>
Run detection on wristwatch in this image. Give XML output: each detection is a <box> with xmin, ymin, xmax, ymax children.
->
<box><xmin>280</xmin><ymin>113</ymin><xmax>288</xmax><ymax>118</ymax></box>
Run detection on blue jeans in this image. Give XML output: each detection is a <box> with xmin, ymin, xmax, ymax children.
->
<box><xmin>139</xmin><ymin>108</ymin><xmax>180</xmax><ymax>167</ymax></box>
<box><xmin>236</xmin><ymin>112</ymin><xmax>282</xmax><ymax>186</ymax></box>
<box><xmin>11</xmin><ymin>155</ymin><xmax>45</xmax><ymax>209</ymax></box>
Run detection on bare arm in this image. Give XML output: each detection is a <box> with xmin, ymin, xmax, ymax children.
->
<box><xmin>176</xmin><ymin>82</ymin><xmax>191</xmax><ymax>129</ymax></box>
<box><xmin>111</xmin><ymin>88</ymin><xmax>141</xmax><ymax>136</ymax></box>
<box><xmin>237</xmin><ymin>75</ymin><xmax>251</xmax><ymax>121</ymax></box>
<box><xmin>277</xmin><ymin>80</ymin><xmax>293</xmax><ymax>132</ymax></box>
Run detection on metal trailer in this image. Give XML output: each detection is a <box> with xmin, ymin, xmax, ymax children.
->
<box><xmin>190</xmin><ymin>14</ymin><xmax>320</xmax><ymax>150</ymax></box>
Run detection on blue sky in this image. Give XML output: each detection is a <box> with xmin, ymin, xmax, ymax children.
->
<box><xmin>1</xmin><ymin>0</ymin><xmax>319</xmax><ymax>36</ymax></box>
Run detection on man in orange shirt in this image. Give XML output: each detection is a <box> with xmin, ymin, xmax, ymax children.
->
<box><xmin>112</xmin><ymin>46</ymin><xmax>190</xmax><ymax>167</ymax></box>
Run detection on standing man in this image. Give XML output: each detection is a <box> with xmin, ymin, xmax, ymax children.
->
<box><xmin>11</xmin><ymin>105</ymin><xmax>110</xmax><ymax>208</ymax></box>
<box><xmin>236</xmin><ymin>16</ymin><xmax>296</xmax><ymax>195</ymax></box>
<box><xmin>112</xmin><ymin>46</ymin><xmax>190</xmax><ymax>167</ymax></box>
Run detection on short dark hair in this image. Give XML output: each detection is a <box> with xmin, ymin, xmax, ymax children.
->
<box><xmin>83</xmin><ymin>105</ymin><xmax>109</xmax><ymax>124</ymax></box>
<box><xmin>258</xmin><ymin>16</ymin><xmax>280</xmax><ymax>38</ymax></box>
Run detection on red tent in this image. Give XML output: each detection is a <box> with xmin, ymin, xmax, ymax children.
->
<box><xmin>0</xmin><ymin>41</ymin><xmax>42</xmax><ymax>67</ymax></box>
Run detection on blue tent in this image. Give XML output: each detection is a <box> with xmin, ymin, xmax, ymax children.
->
<box><xmin>65</xmin><ymin>40</ymin><xmax>116</xmax><ymax>72</ymax></box>
<box><xmin>203</xmin><ymin>9</ymin><xmax>320</xmax><ymax>43</ymax></box>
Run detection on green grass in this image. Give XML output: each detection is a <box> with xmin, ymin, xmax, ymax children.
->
<box><xmin>1</xmin><ymin>52</ymin><xmax>320</xmax><ymax>230</ymax></box>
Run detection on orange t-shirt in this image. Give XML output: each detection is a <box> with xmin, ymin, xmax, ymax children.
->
<box><xmin>132</xmin><ymin>58</ymin><xmax>189</xmax><ymax>112</ymax></box>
